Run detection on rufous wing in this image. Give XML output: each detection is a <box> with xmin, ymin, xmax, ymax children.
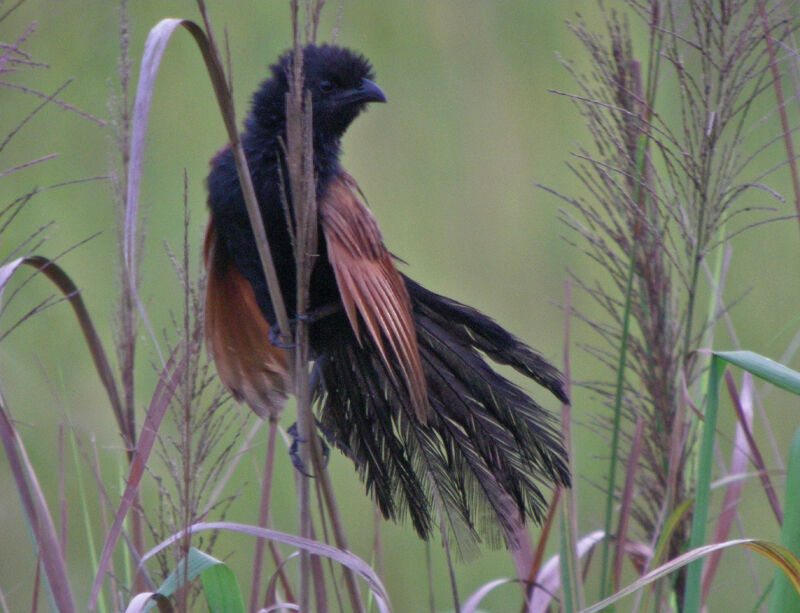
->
<box><xmin>321</xmin><ymin>171</ymin><xmax>429</xmax><ymax>423</ymax></box>
<box><xmin>204</xmin><ymin>220</ymin><xmax>290</xmax><ymax>420</ymax></box>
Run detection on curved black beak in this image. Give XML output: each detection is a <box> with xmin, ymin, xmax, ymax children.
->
<box><xmin>337</xmin><ymin>78</ymin><xmax>387</xmax><ymax>105</ymax></box>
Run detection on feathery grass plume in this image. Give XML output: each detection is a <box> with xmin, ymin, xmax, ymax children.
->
<box><xmin>144</xmin><ymin>180</ymin><xmax>246</xmax><ymax>611</ymax></box>
<box><xmin>0</xmin><ymin>3</ymin><xmax>105</xmax><ymax>334</ymax></box>
<box><xmin>104</xmin><ymin>4</ymin><xmax>159</xmax><ymax>592</ymax></box>
<box><xmin>108</xmin><ymin>0</ymin><xmax>141</xmax><ymax>464</ymax></box>
<box><xmin>0</xmin><ymin>4</ymin><xmax>107</xmax><ymax>353</ymax></box>
<box><xmin>551</xmin><ymin>0</ymin><xmax>799</xmax><ymax>605</ymax></box>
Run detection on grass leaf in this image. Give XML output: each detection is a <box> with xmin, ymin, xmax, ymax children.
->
<box><xmin>22</xmin><ymin>257</ymin><xmax>124</xmax><ymax>434</ymax></box>
<box><xmin>0</xmin><ymin>256</ymin><xmax>123</xmax><ymax>432</ymax></box>
<box><xmin>584</xmin><ymin>539</ymin><xmax>800</xmax><ymax>613</ymax></box>
<box><xmin>123</xmin><ymin>17</ymin><xmax>188</xmax><ymax>283</ymax></box>
<box><xmin>769</xmin><ymin>426</ymin><xmax>800</xmax><ymax>612</ymax></box>
<box><xmin>130</xmin><ymin>548</ymin><xmax>244</xmax><ymax>613</ymax></box>
<box><xmin>714</xmin><ymin>350</ymin><xmax>800</xmax><ymax>395</ymax></box>
<box><xmin>462</xmin><ymin>578</ymin><xmax>513</xmax><ymax>613</ymax></box>
<box><xmin>201</xmin><ymin>559</ymin><xmax>245</xmax><ymax>613</ymax></box>
<box><xmin>0</xmin><ymin>396</ymin><xmax>77</xmax><ymax>613</ymax></box>
<box><xmin>683</xmin><ymin>354</ymin><xmax>722</xmax><ymax>611</ymax></box>
<box><xmin>530</xmin><ymin>529</ymin><xmax>605</xmax><ymax>613</ymax></box>
<box><xmin>123</xmin><ymin>592</ymin><xmax>171</xmax><ymax>613</ymax></box>
<box><xmin>139</xmin><ymin>521</ymin><xmax>392</xmax><ymax>613</ymax></box>
<box><xmin>0</xmin><ymin>258</ymin><xmax>23</xmax><ymax>297</ymax></box>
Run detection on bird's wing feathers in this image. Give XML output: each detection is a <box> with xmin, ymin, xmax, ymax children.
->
<box><xmin>321</xmin><ymin>171</ymin><xmax>429</xmax><ymax>422</ymax></box>
<box><xmin>204</xmin><ymin>220</ymin><xmax>289</xmax><ymax>419</ymax></box>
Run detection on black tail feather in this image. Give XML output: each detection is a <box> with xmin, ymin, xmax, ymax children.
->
<box><xmin>413</xmin><ymin>296</ymin><xmax>570</xmax><ymax>530</ymax></box>
<box><xmin>313</xmin><ymin>278</ymin><xmax>570</xmax><ymax>548</ymax></box>
<box><xmin>404</xmin><ymin>276</ymin><xmax>569</xmax><ymax>405</ymax></box>
<box><xmin>314</xmin><ymin>330</ymin><xmax>433</xmax><ymax>537</ymax></box>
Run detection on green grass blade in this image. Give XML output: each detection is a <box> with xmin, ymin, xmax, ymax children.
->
<box><xmin>684</xmin><ymin>350</ymin><xmax>800</xmax><ymax>611</ymax></box>
<box><xmin>599</xmin><ymin>246</ymin><xmax>636</xmax><ymax>604</ymax></box>
<box><xmin>714</xmin><ymin>350</ymin><xmax>800</xmax><ymax>394</ymax></box>
<box><xmin>68</xmin><ymin>431</ymin><xmax>107</xmax><ymax>613</ymax></box>
<box><xmin>769</xmin><ymin>426</ymin><xmax>800</xmax><ymax>612</ymax></box>
<box><xmin>137</xmin><ymin>548</ymin><xmax>244</xmax><ymax>613</ymax></box>
<box><xmin>682</xmin><ymin>355</ymin><xmax>721</xmax><ymax>612</ymax></box>
<box><xmin>201</xmin><ymin>560</ymin><xmax>245</xmax><ymax>613</ymax></box>
<box><xmin>153</xmin><ymin>548</ymin><xmax>221</xmax><ymax>601</ymax></box>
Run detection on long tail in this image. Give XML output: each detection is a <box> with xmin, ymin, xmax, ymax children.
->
<box><xmin>314</xmin><ymin>276</ymin><xmax>570</xmax><ymax>549</ymax></box>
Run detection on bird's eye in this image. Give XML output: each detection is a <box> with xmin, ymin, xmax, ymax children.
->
<box><xmin>319</xmin><ymin>80</ymin><xmax>334</xmax><ymax>93</ymax></box>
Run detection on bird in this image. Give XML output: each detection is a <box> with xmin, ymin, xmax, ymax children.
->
<box><xmin>204</xmin><ymin>44</ymin><xmax>570</xmax><ymax>549</ymax></box>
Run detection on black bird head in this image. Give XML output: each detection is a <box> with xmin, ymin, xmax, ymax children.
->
<box><xmin>248</xmin><ymin>44</ymin><xmax>386</xmax><ymax>145</ymax></box>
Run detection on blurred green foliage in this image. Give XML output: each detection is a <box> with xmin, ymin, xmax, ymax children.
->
<box><xmin>1</xmin><ymin>2</ymin><xmax>799</xmax><ymax>611</ymax></box>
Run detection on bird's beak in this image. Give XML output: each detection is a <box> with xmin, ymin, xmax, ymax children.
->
<box><xmin>338</xmin><ymin>78</ymin><xmax>387</xmax><ymax>105</ymax></box>
<box><xmin>359</xmin><ymin>78</ymin><xmax>388</xmax><ymax>103</ymax></box>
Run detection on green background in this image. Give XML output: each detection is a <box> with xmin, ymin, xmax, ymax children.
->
<box><xmin>1</xmin><ymin>2</ymin><xmax>799</xmax><ymax>611</ymax></box>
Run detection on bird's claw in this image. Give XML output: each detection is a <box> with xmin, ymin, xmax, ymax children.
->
<box><xmin>268</xmin><ymin>324</ymin><xmax>295</xmax><ymax>349</ymax></box>
<box><xmin>288</xmin><ymin>421</ymin><xmax>331</xmax><ymax>477</ymax></box>
<box><xmin>267</xmin><ymin>312</ymin><xmax>324</xmax><ymax>349</ymax></box>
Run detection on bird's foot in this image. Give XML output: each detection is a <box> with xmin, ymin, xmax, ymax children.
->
<box><xmin>288</xmin><ymin>421</ymin><xmax>331</xmax><ymax>477</ymax></box>
<box><xmin>267</xmin><ymin>305</ymin><xmax>342</xmax><ymax>349</ymax></box>
<box><xmin>268</xmin><ymin>324</ymin><xmax>295</xmax><ymax>349</ymax></box>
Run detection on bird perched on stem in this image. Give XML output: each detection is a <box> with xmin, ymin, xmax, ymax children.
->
<box><xmin>204</xmin><ymin>44</ymin><xmax>570</xmax><ymax>548</ymax></box>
